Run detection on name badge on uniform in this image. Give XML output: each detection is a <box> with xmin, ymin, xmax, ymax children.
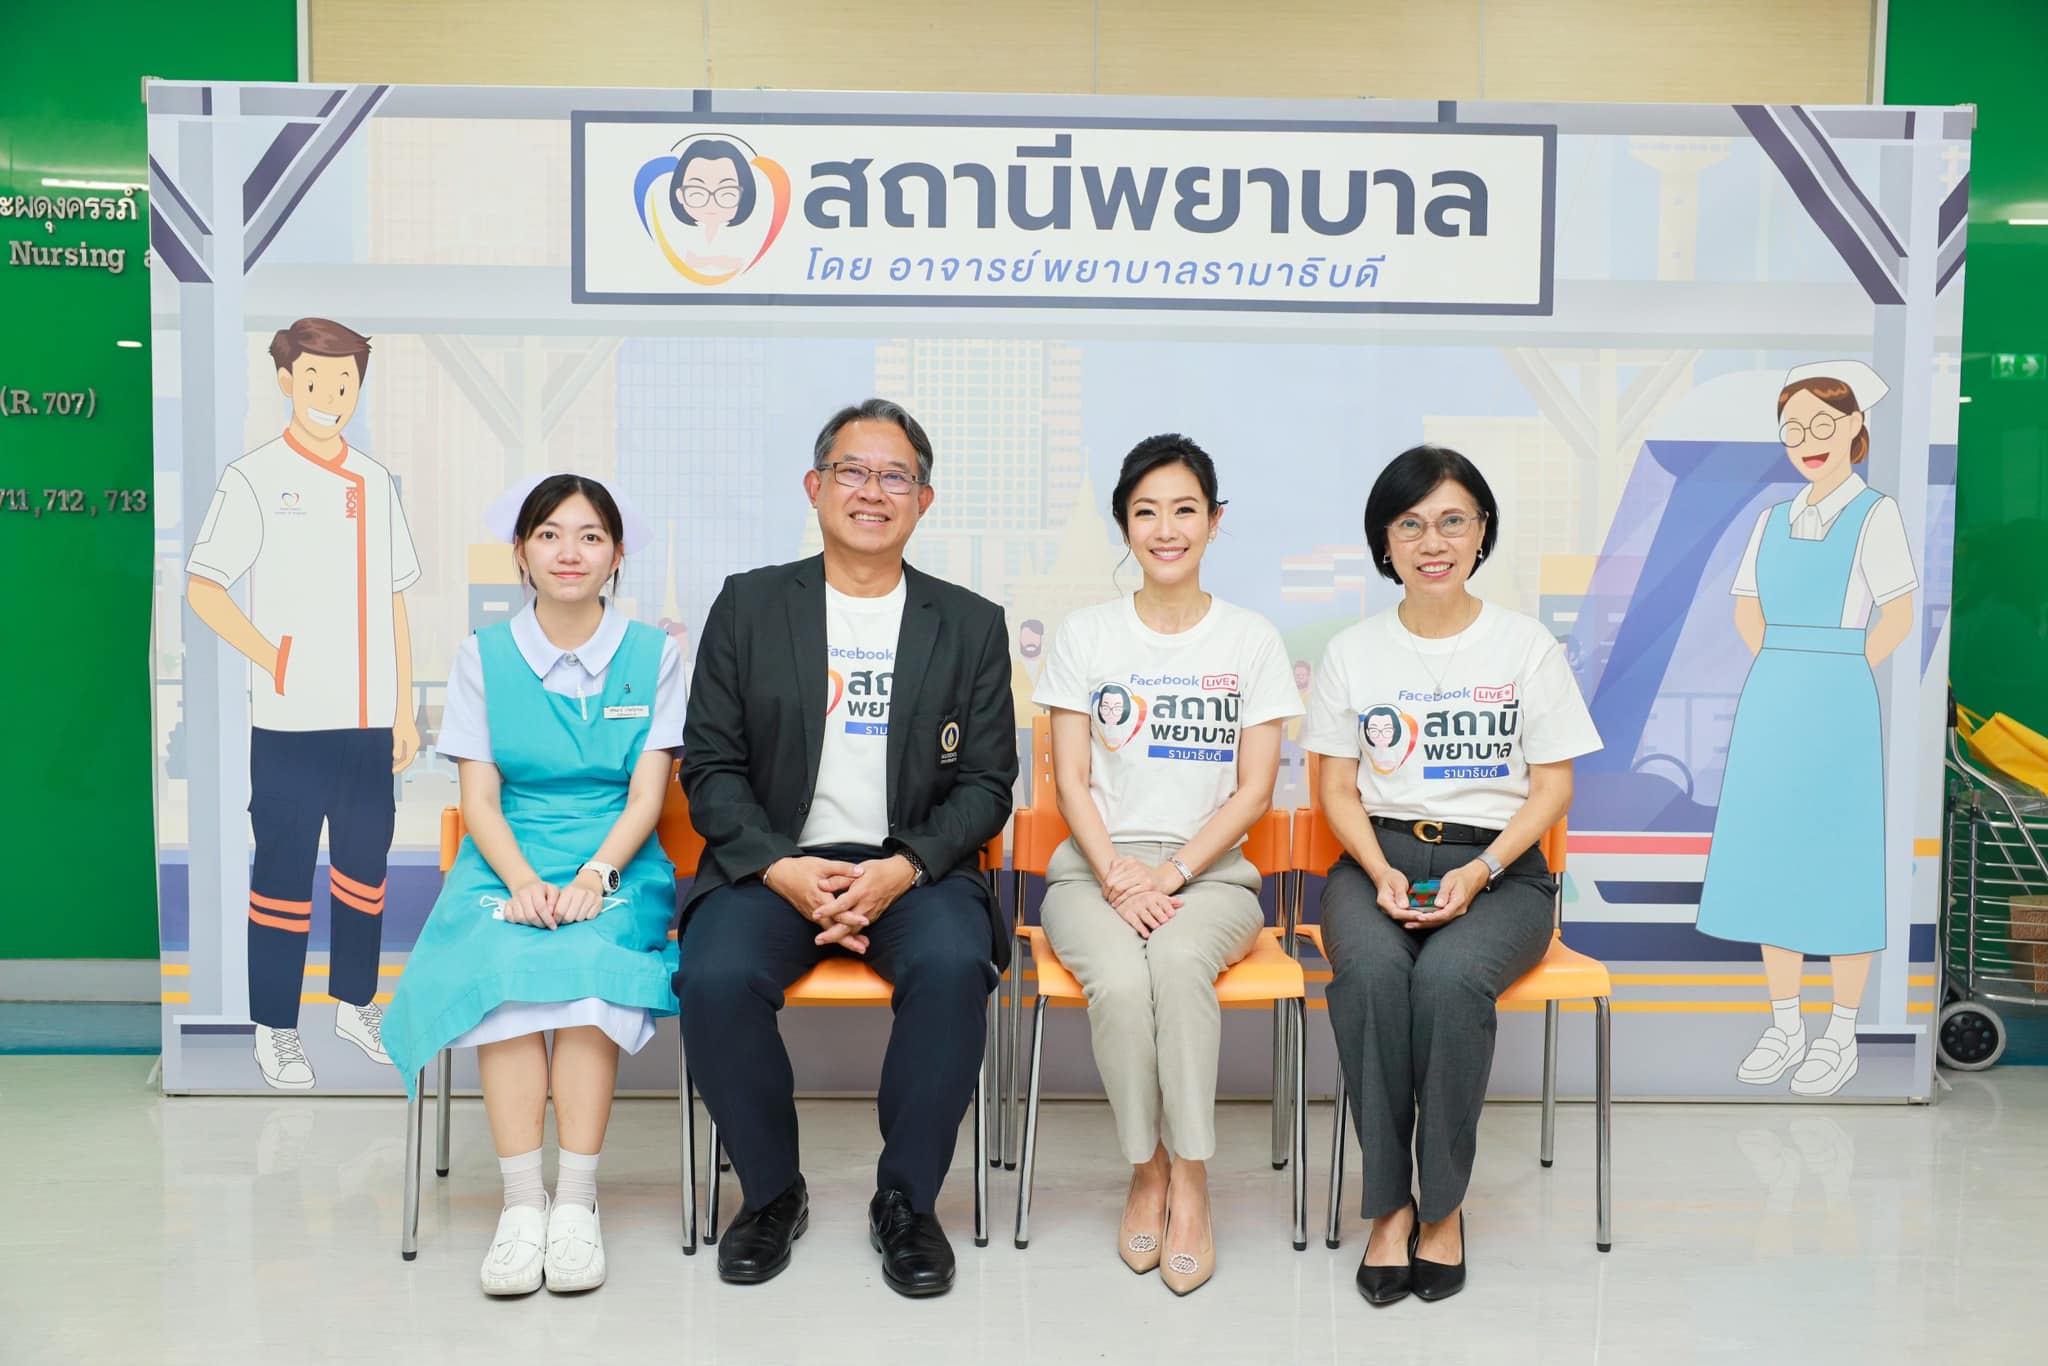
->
<box><xmin>938</xmin><ymin>719</ymin><xmax>961</xmax><ymax>766</ymax></box>
<box><xmin>603</xmin><ymin>704</ymin><xmax>650</xmax><ymax>720</ymax></box>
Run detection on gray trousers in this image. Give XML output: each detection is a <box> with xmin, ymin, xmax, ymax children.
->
<box><xmin>1040</xmin><ymin>838</ymin><xmax>1265</xmax><ymax>1162</ymax></box>
<box><xmin>1321</xmin><ymin>825</ymin><xmax>1553</xmax><ymax>1222</ymax></box>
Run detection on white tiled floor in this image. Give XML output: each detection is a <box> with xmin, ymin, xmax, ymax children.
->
<box><xmin>3</xmin><ymin>1056</ymin><xmax>2044</xmax><ymax>1365</ymax></box>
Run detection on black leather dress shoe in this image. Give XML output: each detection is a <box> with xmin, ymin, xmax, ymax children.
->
<box><xmin>717</xmin><ymin>1176</ymin><xmax>808</xmax><ymax>1284</ymax></box>
<box><xmin>1412</xmin><ymin>1212</ymin><xmax>1466</xmax><ymax>1302</ymax></box>
<box><xmin>868</xmin><ymin>1188</ymin><xmax>956</xmax><ymax>1298</ymax></box>
<box><xmin>1355</xmin><ymin>1204</ymin><xmax>1420</xmax><ymax>1306</ymax></box>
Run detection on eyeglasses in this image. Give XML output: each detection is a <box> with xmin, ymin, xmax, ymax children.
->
<box><xmin>1388</xmin><ymin>511</ymin><xmax>1485</xmax><ymax>542</ymax></box>
<box><xmin>1780</xmin><ymin>413</ymin><xmax>1838</xmax><ymax>447</ymax></box>
<box><xmin>680</xmin><ymin>185</ymin><xmax>743</xmax><ymax>210</ymax></box>
<box><xmin>818</xmin><ymin>461</ymin><xmax>924</xmax><ymax>496</ymax></box>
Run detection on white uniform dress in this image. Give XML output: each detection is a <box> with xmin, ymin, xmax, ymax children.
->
<box><xmin>434</xmin><ymin>602</ymin><xmax>687</xmax><ymax>1053</ymax></box>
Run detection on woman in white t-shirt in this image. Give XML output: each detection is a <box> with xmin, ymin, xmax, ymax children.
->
<box><xmin>1033</xmin><ymin>434</ymin><xmax>1302</xmax><ymax>1297</ymax></box>
<box><xmin>1302</xmin><ymin>446</ymin><xmax>1601</xmax><ymax>1306</ymax></box>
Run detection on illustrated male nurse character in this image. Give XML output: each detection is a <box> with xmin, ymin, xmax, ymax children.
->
<box><xmin>185</xmin><ymin>317</ymin><xmax>422</xmax><ymax>1090</ymax></box>
<box><xmin>1696</xmin><ymin>361</ymin><xmax>1917</xmax><ymax>1099</ymax></box>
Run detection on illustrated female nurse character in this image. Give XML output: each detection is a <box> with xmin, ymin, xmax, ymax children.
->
<box><xmin>1696</xmin><ymin>362</ymin><xmax>1919</xmax><ymax>1098</ymax></box>
<box><xmin>665</xmin><ymin>136</ymin><xmax>758</xmax><ymax>277</ymax></box>
<box><xmin>1095</xmin><ymin>682</ymin><xmax>1138</xmax><ymax>749</ymax></box>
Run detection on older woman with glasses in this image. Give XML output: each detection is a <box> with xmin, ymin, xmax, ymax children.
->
<box><xmin>1302</xmin><ymin>445</ymin><xmax>1602</xmax><ymax>1306</ymax></box>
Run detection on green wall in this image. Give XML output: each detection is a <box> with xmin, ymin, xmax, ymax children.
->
<box><xmin>0</xmin><ymin>5</ymin><xmax>297</xmax><ymax>959</ymax></box>
<box><xmin>1887</xmin><ymin>0</ymin><xmax>2048</xmax><ymax>735</ymax></box>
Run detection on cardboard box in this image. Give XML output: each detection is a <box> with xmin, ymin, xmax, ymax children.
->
<box><xmin>2013</xmin><ymin>895</ymin><xmax>2048</xmax><ymax>944</ymax></box>
<box><xmin>2024</xmin><ymin>943</ymin><xmax>2048</xmax><ymax>996</ymax></box>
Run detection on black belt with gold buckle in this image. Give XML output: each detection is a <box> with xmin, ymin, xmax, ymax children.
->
<box><xmin>1371</xmin><ymin>815</ymin><xmax>1502</xmax><ymax>847</ymax></box>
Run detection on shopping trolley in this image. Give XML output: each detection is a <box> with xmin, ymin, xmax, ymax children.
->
<box><xmin>1940</xmin><ymin>698</ymin><xmax>2048</xmax><ymax>1069</ymax></box>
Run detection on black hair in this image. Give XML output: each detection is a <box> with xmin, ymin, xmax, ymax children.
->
<box><xmin>667</xmin><ymin>138</ymin><xmax>758</xmax><ymax>227</ymax></box>
<box><xmin>1111</xmin><ymin>432</ymin><xmax>1226</xmax><ymax>531</ymax></box>
<box><xmin>813</xmin><ymin>397</ymin><xmax>934</xmax><ymax>482</ymax></box>
<box><xmin>513</xmin><ymin>474</ymin><xmax>627</xmax><ymax>594</ymax></box>
<box><xmin>1363</xmin><ymin>444</ymin><xmax>1500</xmax><ymax>584</ymax></box>
<box><xmin>1020</xmin><ymin>618</ymin><xmax>1045</xmax><ymax>634</ymax></box>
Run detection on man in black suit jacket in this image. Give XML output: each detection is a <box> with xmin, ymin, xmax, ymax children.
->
<box><xmin>678</xmin><ymin>398</ymin><xmax>1016</xmax><ymax>1296</ymax></box>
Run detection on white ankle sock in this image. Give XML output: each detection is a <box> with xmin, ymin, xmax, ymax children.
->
<box><xmin>1823</xmin><ymin>1003</ymin><xmax>1858</xmax><ymax>1048</ymax></box>
<box><xmin>1771</xmin><ymin>998</ymin><xmax>1803</xmax><ymax>1035</ymax></box>
<box><xmin>500</xmin><ymin>1148</ymin><xmax>545</xmax><ymax>1211</ymax></box>
<box><xmin>556</xmin><ymin>1147</ymin><xmax>601</xmax><ymax>1211</ymax></box>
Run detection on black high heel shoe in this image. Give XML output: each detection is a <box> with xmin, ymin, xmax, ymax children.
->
<box><xmin>1354</xmin><ymin>1203</ymin><xmax>1419</xmax><ymax>1306</ymax></box>
<box><xmin>1412</xmin><ymin>1212</ymin><xmax>1466</xmax><ymax>1302</ymax></box>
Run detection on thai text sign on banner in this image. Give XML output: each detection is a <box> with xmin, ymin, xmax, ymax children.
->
<box><xmin>573</xmin><ymin>115</ymin><xmax>1556</xmax><ymax>314</ymax></box>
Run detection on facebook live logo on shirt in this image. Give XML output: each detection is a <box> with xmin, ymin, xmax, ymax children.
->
<box><xmin>1097</xmin><ymin>671</ymin><xmax>1241</xmax><ymax>763</ymax></box>
<box><xmin>827</xmin><ymin>644</ymin><xmax>894</xmax><ymax>735</ymax></box>
<box><xmin>1368</xmin><ymin>682</ymin><xmax>1520</xmax><ymax>780</ymax></box>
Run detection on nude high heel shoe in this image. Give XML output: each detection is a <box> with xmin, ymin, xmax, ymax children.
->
<box><xmin>1159</xmin><ymin>1207</ymin><xmax>1216</xmax><ymax>1296</ymax></box>
<box><xmin>1118</xmin><ymin>1170</ymin><xmax>1163</xmax><ymax>1274</ymax></box>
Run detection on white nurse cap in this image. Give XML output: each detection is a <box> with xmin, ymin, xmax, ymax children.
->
<box><xmin>484</xmin><ymin>473</ymin><xmax>655</xmax><ymax>548</ymax></box>
<box><xmin>1783</xmin><ymin>360</ymin><xmax>1889</xmax><ymax>411</ymax></box>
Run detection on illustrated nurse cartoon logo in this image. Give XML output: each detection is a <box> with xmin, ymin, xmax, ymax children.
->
<box><xmin>1695</xmin><ymin>361</ymin><xmax>1919</xmax><ymax>1099</ymax></box>
<box><xmin>1093</xmin><ymin>682</ymin><xmax>1146</xmax><ymax>750</ymax></box>
<box><xmin>184</xmin><ymin>316</ymin><xmax>423</xmax><ymax>1090</ymax></box>
<box><xmin>1358</xmin><ymin>704</ymin><xmax>1419</xmax><ymax>775</ymax></box>
<box><xmin>633</xmin><ymin>133</ymin><xmax>792</xmax><ymax>286</ymax></box>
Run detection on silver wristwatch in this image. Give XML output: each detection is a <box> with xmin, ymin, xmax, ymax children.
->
<box><xmin>1166</xmin><ymin>855</ymin><xmax>1195</xmax><ymax>889</ymax></box>
<box><xmin>1477</xmin><ymin>853</ymin><xmax>1505</xmax><ymax>888</ymax></box>
<box><xmin>580</xmin><ymin>860</ymin><xmax>621</xmax><ymax>894</ymax></box>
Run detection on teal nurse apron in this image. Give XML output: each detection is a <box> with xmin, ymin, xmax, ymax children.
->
<box><xmin>383</xmin><ymin>619</ymin><xmax>680</xmax><ymax>1093</ymax></box>
<box><xmin>1696</xmin><ymin>486</ymin><xmax>1886</xmax><ymax>955</ymax></box>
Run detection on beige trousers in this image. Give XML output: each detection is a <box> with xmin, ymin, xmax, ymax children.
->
<box><xmin>1039</xmin><ymin>838</ymin><xmax>1265</xmax><ymax>1162</ymax></box>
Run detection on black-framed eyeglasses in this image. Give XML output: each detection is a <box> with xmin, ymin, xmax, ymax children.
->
<box><xmin>1388</xmin><ymin>511</ymin><xmax>1485</xmax><ymax>542</ymax></box>
<box><xmin>1780</xmin><ymin>413</ymin><xmax>1838</xmax><ymax>447</ymax></box>
<box><xmin>680</xmin><ymin>185</ymin><xmax>743</xmax><ymax>210</ymax></box>
<box><xmin>818</xmin><ymin>460</ymin><xmax>924</xmax><ymax>496</ymax></box>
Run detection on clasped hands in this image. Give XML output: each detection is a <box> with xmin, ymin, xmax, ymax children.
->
<box><xmin>1370</xmin><ymin>859</ymin><xmax>1490</xmax><ymax>930</ymax></box>
<box><xmin>1101</xmin><ymin>855</ymin><xmax>1186</xmax><ymax>940</ymax></box>
<box><xmin>499</xmin><ymin>868</ymin><xmax>611</xmax><ymax>930</ymax></box>
<box><xmin>765</xmin><ymin>853</ymin><xmax>919</xmax><ymax>954</ymax></box>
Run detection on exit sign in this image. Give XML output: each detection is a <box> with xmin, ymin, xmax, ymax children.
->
<box><xmin>1991</xmin><ymin>353</ymin><xmax>2044</xmax><ymax>380</ymax></box>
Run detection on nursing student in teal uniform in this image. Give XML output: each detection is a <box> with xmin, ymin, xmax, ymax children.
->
<box><xmin>1697</xmin><ymin>363</ymin><xmax>1918</xmax><ymax>1099</ymax></box>
<box><xmin>383</xmin><ymin>475</ymin><xmax>685</xmax><ymax>1296</ymax></box>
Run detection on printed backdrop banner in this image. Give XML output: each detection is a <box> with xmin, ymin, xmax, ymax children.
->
<box><xmin>148</xmin><ymin>84</ymin><xmax>1968</xmax><ymax>1103</ymax></box>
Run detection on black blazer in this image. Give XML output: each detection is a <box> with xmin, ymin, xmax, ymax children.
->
<box><xmin>680</xmin><ymin>556</ymin><xmax>1018</xmax><ymax>967</ymax></box>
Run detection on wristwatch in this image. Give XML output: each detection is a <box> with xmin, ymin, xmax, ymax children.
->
<box><xmin>898</xmin><ymin>846</ymin><xmax>930</xmax><ymax>887</ymax></box>
<box><xmin>1477</xmin><ymin>853</ymin><xmax>1505</xmax><ymax>889</ymax></box>
<box><xmin>1166</xmin><ymin>855</ymin><xmax>1195</xmax><ymax>890</ymax></box>
<box><xmin>579</xmin><ymin>860</ymin><xmax>621</xmax><ymax>895</ymax></box>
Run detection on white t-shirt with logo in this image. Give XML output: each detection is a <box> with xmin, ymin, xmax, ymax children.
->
<box><xmin>1302</xmin><ymin>601</ymin><xmax>1601</xmax><ymax>830</ymax></box>
<box><xmin>186</xmin><ymin>432</ymin><xmax>421</xmax><ymax>732</ymax></box>
<box><xmin>799</xmin><ymin>578</ymin><xmax>907</xmax><ymax>848</ymax></box>
<box><xmin>1034</xmin><ymin>596</ymin><xmax>1302</xmax><ymax>846</ymax></box>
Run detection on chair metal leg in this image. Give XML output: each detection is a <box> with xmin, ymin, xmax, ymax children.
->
<box><xmin>706</xmin><ymin>1120</ymin><xmax>723</xmax><ymax>1245</ymax></box>
<box><xmin>1540</xmin><ymin>1000</ymin><xmax>1559</xmax><ymax>1168</ymax></box>
<box><xmin>973</xmin><ymin>1036</ymin><xmax>989</xmax><ymax>1247</ymax></box>
<box><xmin>986</xmin><ymin>983</ymin><xmax>1001</xmax><ymax>1166</ymax></box>
<box><xmin>401</xmin><ymin>1070</ymin><xmax>423</xmax><ymax>1261</ymax></box>
<box><xmin>1269</xmin><ymin>1000</ymin><xmax>1290</xmax><ymax>1169</ymax></box>
<box><xmin>1005</xmin><ymin>886</ymin><xmax>1027</xmax><ymax>1170</ymax></box>
<box><xmin>679</xmin><ymin>1043</ymin><xmax>698</xmax><ymax>1256</ymax></box>
<box><xmin>1595</xmin><ymin>995</ymin><xmax>1613</xmax><ymax>1252</ymax></box>
<box><xmin>1012</xmin><ymin>998</ymin><xmax>1048</xmax><ymax>1249</ymax></box>
<box><xmin>1291</xmin><ymin>998</ymin><xmax>1308</xmax><ymax>1250</ymax></box>
<box><xmin>1325</xmin><ymin>1065</ymin><xmax>1347</xmax><ymax>1248</ymax></box>
<box><xmin>435</xmin><ymin>1048</ymin><xmax>453</xmax><ymax>1178</ymax></box>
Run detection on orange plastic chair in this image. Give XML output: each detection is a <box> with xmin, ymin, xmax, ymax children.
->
<box><xmin>1290</xmin><ymin>759</ymin><xmax>1612</xmax><ymax>1252</ymax></box>
<box><xmin>405</xmin><ymin>760</ymin><xmax>703</xmax><ymax>1260</ymax></box>
<box><xmin>1008</xmin><ymin>713</ymin><xmax>1309</xmax><ymax>1251</ymax></box>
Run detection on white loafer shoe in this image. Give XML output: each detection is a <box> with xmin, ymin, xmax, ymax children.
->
<box><xmin>1788</xmin><ymin>1037</ymin><xmax>1859</xmax><ymax>1098</ymax></box>
<box><xmin>544</xmin><ymin>1201</ymin><xmax>606</xmax><ymax>1293</ymax></box>
<box><xmin>1736</xmin><ymin>1025</ymin><xmax>1806</xmax><ymax>1084</ymax></box>
<box><xmin>480</xmin><ymin>1200</ymin><xmax>548</xmax><ymax>1296</ymax></box>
